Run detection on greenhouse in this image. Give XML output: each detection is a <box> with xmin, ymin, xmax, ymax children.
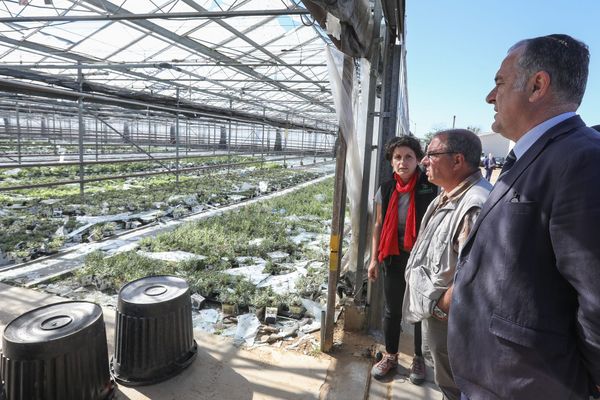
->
<box><xmin>0</xmin><ymin>1</ymin><xmax>415</xmax><ymax>399</ymax></box>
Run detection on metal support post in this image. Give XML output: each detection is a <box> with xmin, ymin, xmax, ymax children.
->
<box><xmin>16</xmin><ymin>103</ymin><xmax>22</xmax><ymax>164</ymax></box>
<box><xmin>95</xmin><ymin>118</ymin><xmax>99</xmax><ymax>161</ymax></box>
<box><xmin>227</xmin><ymin>100</ymin><xmax>232</xmax><ymax>174</ymax></box>
<box><xmin>354</xmin><ymin>1</ymin><xmax>383</xmax><ymax>304</ymax></box>
<box><xmin>322</xmin><ymin>55</ymin><xmax>353</xmax><ymax>352</ymax></box>
<box><xmin>77</xmin><ymin>63</ymin><xmax>85</xmax><ymax>199</ymax></box>
<box><xmin>261</xmin><ymin>108</ymin><xmax>266</xmax><ymax>168</ymax></box>
<box><xmin>176</xmin><ymin>88</ymin><xmax>180</xmax><ymax>186</ymax></box>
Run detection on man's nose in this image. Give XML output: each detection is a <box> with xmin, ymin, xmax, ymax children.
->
<box><xmin>485</xmin><ymin>88</ymin><xmax>496</xmax><ymax>104</ymax></box>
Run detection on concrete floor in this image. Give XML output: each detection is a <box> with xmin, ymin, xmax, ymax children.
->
<box><xmin>0</xmin><ymin>282</ymin><xmax>441</xmax><ymax>399</ymax></box>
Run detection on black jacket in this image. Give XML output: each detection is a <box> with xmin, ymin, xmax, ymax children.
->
<box><xmin>379</xmin><ymin>168</ymin><xmax>437</xmax><ymax>264</ymax></box>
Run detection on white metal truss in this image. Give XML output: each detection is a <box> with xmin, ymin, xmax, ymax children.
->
<box><xmin>0</xmin><ymin>0</ymin><xmax>337</xmax><ymax>132</ymax></box>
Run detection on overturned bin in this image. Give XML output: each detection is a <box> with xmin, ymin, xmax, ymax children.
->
<box><xmin>112</xmin><ymin>275</ymin><xmax>197</xmax><ymax>386</ymax></box>
<box><xmin>0</xmin><ymin>301</ymin><xmax>114</xmax><ymax>400</ymax></box>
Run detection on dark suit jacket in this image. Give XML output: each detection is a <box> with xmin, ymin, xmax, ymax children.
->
<box><xmin>448</xmin><ymin>116</ymin><xmax>600</xmax><ymax>400</ymax></box>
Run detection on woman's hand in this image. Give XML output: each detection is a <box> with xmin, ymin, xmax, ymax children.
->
<box><xmin>367</xmin><ymin>259</ymin><xmax>379</xmax><ymax>281</ymax></box>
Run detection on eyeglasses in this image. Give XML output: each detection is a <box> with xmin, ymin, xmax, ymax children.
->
<box><xmin>423</xmin><ymin>151</ymin><xmax>457</xmax><ymax>160</ymax></box>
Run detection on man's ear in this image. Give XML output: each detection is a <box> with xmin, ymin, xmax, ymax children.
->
<box><xmin>454</xmin><ymin>153</ymin><xmax>465</xmax><ymax>169</ymax></box>
<box><xmin>529</xmin><ymin>71</ymin><xmax>550</xmax><ymax>102</ymax></box>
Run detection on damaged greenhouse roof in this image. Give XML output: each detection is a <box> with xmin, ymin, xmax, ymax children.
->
<box><xmin>0</xmin><ymin>0</ymin><xmax>337</xmax><ymax>132</ymax></box>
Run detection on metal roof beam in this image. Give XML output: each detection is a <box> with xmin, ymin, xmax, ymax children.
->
<box><xmin>0</xmin><ymin>9</ymin><xmax>310</xmax><ymax>23</ymax></box>
<box><xmin>80</xmin><ymin>0</ymin><xmax>334</xmax><ymax>113</ymax></box>
<box><xmin>181</xmin><ymin>0</ymin><xmax>328</xmax><ymax>92</ymax></box>
<box><xmin>0</xmin><ymin>62</ymin><xmax>327</xmax><ymax>68</ymax></box>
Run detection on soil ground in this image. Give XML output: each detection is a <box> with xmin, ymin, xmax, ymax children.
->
<box><xmin>0</xmin><ymin>282</ymin><xmax>443</xmax><ymax>399</ymax></box>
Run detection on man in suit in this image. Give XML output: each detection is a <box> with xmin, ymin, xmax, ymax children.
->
<box><xmin>448</xmin><ymin>34</ymin><xmax>600</xmax><ymax>400</ymax></box>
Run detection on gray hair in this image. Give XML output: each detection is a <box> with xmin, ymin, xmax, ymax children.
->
<box><xmin>434</xmin><ymin>129</ymin><xmax>482</xmax><ymax>169</ymax></box>
<box><xmin>510</xmin><ymin>34</ymin><xmax>589</xmax><ymax>106</ymax></box>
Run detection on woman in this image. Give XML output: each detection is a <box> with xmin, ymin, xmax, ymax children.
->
<box><xmin>368</xmin><ymin>135</ymin><xmax>437</xmax><ymax>382</ymax></box>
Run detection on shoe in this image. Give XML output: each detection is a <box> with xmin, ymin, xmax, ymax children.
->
<box><xmin>409</xmin><ymin>355</ymin><xmax>426</xmax><ymax>385</ymax></box>
<box><xmin>371</xmin><ymin>353</ymin><xmax>398</xmax><ymax>380</ymax></box>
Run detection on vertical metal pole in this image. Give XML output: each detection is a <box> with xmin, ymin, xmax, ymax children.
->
<box><xmin>354</xmin><ymin>1</ymin><xmax>382</xmax><ymax>303</ymax></box>
<box><xmin>147</xmin><ymin>107</ymin><xmax>151</xmax><ymax>152</ymax></box>
<box><xmin>261</xmin><ymin>108</ymin><xmax>265</xmax><ymax>168</ymax></box>
<box><xmin>95</xmin><ymin>117</ymin><xmax>99</xmax><ymax>161</ymax></box>
<box><xmin>227</xmin><ymin>100</ymin><xmax>232</xmax><ymax>174</ymax></box>
<box><xmin>186</xmin><ymin>119</ymin><xmax>190</xmax><ymax>156</ymax></box>
<box><xmin>301</xmin><ymin>119</ymin><xmax>305</xmax><ymax>162</ymax></box>
<box><xmin>103</xmin><ymin>122</ymin><xmax>107</xmax><ymax>154</ymax></box>
<box><xmin>213</xmin><ymin>124</ymin><xmax>216</xmax><ymax>155</ymax></box>
<box><xmin>284</xmin><ymin>114</ymin><xmax>288</xmax><ymax>168</ymax></box>
<box><xmin>16</xmin><ymin>103</ymin><xmax>22</xmax><ymax>164</ymax></box>
<box><xmin>176</xmin><ymin>89</ymin><xmax>180</xmax><ymax>186</ymax></box>
<box><xmin>251</xmin><ymin>125</ymin><xmax>255</xmax><ymax>157</ymax></box>
<box><xmin>52</xmin><ymin>109</ymin><xmax>56</xmax><ymax>142</ymax></box>
<box><xmin>314</xmin><ymin>129</ymin><xmax>318</xmax><ymax>164</ymax></box>
<box><xmin>323</xmin><ymin>55</ymin><xmax>353</xmax><ymax>353</ymax></box>
<box><xmin>77</xmin><ymin>63</ymin><xmax>85</xmax><ymax>198</ymax></box>
<box><xmin>452</xmin><ymin>115</ymin><xmax>456</xmax><ymax>129</ymax></box>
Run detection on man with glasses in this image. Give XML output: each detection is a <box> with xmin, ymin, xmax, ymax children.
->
<box><xmin>403</xmin><ymin>129</ymin><xmax>492</xmax><ymax>400</ymax></box>
<box><xmin>449</xmin><ymin>34</ymin><xmax>600</xmax><ymax>400</ymax></box>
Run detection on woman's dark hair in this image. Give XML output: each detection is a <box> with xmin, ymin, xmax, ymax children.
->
<box><xmin>384</xmin><ymin>135</ymin><xmax>424</xmax><ymax>161</ymax></box>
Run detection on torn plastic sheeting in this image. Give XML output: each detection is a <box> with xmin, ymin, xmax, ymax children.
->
<box><xmin>76</xmin><ymin>212</ymin><xmax>131</xmax><ymax>224</ymax></box>
<box><xmin>137</xmin><ymin>250</ymin><xmax>206</xmax><ymax>263</ymax></box>
<box><xmin>304</xmin><ymin>0</ymin><xmax>373</xmax><ymax>58</ymax></box>
<box><xmin>234</xmin><ymin>256</ymin><xmax>267</xmax><ymax>267</ymax></box>
<box><xmin>290</xmin><ymin>232</ymin><xmax>317</xmax><ymax>245</ymax></box>
<box><xmin>192</xmin><ymin>309</ymin><xmax>220</xmax><ymax>334</ymax></box>
<box><xmin>256</xmin><ymin>268</ymin><xmax>307</xmax><ymax>295</ymax></box>
<box><xmin>300</xmin><ymin>320</ymin><xmax>321</xmax><ymax>334</ymax></box>
<box><xmin>101</xmin><ymin>240</ymin><xmax>139</xmax><ymax>256</ymax></box>
<box><xmin>237</xmin><ymin>182</ymin><xmax>256</xmax><ymax>192</ymax></box>
<box><xmin>223</xmin><ymin>263</ymin><xmax>270</xmax><ymax>286</ymax></box>
<box><xmin>301</xmin><ymin>298</ymin><xmax>325</xmax><ymax>322</ymax></box>
<box><xmin>258</xmin><ymin>181</ymin><xmax>269</xmax><ymax>193</ymax></box>
<box><xmin>233</xmin><ymin>313</ymin><xmax>261</xmax><ymax>347</ymax></box>
<box><xmin>266</xmin><ymin>251</ymin><xmax>289</xmax><ymax>262</ymax></box>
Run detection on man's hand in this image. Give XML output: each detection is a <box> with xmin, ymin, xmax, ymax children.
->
<box><xmin>367</xmin><ymin>260</ymin><xmax>379</xmax><ymax>281</ymax></box>
<box><xmin>436</xmin><ymin>286</ymin><xmax>454</xmax><ymax>314</ymax></box>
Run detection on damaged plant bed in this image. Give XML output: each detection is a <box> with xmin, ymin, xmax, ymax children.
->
<box><xmin>44</xmin><ymin>178</ymin><xmax>337</xmax><ymax>351</ymax></box>
<box><xmin>0</xmin><ymin>162</ymin><xmax>326</xmax><ymax>264</ymax></box>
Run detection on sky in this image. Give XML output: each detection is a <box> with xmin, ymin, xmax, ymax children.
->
<box><xmin>405</xmin><ymin>1</ymin><xmax>600</xmax><ymax>138</ymax></box>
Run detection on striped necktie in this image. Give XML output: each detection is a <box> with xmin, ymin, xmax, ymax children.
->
<box><xmin>499</xmin><ymin>150</ymin><xmax>516</xmax><ymax>178</ymax></box>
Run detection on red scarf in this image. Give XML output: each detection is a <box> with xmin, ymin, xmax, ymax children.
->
<box><xmin>378</xmin><ymin>172</ymin><xmax>418</xmax><ymax>262</ymax></box>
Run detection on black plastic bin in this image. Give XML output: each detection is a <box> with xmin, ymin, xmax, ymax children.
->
<box><xmin>112</xmin><ymin>275</ymin><xmax>197</xmax><ymax>386</ymax></box>
<box><xmin>0</xmin><ymin>301</ymin><xmax>114</xmax><ymax>400</ymax></box>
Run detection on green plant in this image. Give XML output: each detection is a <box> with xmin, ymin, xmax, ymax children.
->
<box><xmin>250</xmin><ymin>287</ymin><xmax>282</xmax><ymax>309</ymax></box>
<box><xmin>295</xmin><ymin>266</ymin><xmax>327</xmax><ymax>300</ymax></box>
<box><xmin>218</xmin><ymin>288</ymin><xmax>240</xmax><ymax>305</ymax></box>
<box><xmin>77</xmin><ymin>250</ymin><xmax>171</xmax><ymax>291</ymax></box>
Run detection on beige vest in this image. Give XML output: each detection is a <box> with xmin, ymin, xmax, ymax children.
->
<box><xmin>403</xmin><ymin>177</ymin><xmax>491</xmax><ymax>323</ymax></box>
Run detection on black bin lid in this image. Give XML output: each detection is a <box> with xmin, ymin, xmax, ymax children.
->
<box><xmin>117</xmin><ymin>275</ymin><xmax>190</xmax><ymax>317</ymax></box>
<box><xmin>2</xmin><ymin>301</ymin><xmax>104</xmax><ymax>361</ymax></box>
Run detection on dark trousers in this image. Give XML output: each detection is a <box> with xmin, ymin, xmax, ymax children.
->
<box><xmin>382</xmin><ymin>253</ymin><xmax>422</xmax><ymax>355</ymax></box>
<box><xmin>484</xmin><ymin>168</ymin><xmax>493</xmax><ymax>181</ymax></box>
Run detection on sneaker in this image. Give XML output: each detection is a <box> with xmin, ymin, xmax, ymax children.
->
<box><xmin>409</xmin><ymin>355</ymin><xmax>426</xmax><ymax>385</ymax></box>
<box><xmin>371</xmin><ymin>353</ymin><xmax>398</xmax><ymax>380</ymax></box>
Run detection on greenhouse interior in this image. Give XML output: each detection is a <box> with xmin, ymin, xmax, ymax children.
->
<box><xmin>0</xmin><ymin>0</ymin><xmax>415</xmax><ymax>399</ymax></box>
